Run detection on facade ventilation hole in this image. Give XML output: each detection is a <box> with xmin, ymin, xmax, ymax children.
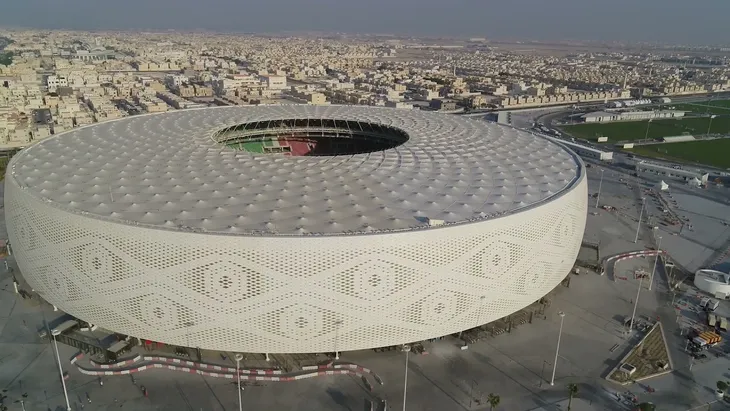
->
<box><xmin>219</xmin><ymin>276</ymin><xmax>233</xmax><ymax>289</ymax></box>
<box><xmin>153</xmin><ymin>307</ymin><xmax>165</xmax><ymax>319</ymax></box>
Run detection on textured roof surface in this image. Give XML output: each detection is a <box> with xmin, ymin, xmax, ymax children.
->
<box><xmin>9</xmin><ymin>106</ymin><xmax>581</xmax><ymax>236</ymax></box>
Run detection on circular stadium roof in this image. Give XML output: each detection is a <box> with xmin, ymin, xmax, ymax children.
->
<box><xmin>9</xmin><ymin>106</ymin><xmax>582</xmax><ymax>236</ymax></box>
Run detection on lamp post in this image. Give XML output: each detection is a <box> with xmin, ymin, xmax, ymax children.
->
<box><xmin>549</xmin><ymin>312</ymin><xmax>565</xmax><ymax>386</ymax></box>
<box><xmin>644</xmin><ymin>119</ymin><xmax>652</xmax><ymax>140</ymax></box>
<box><xmin>595</xmin><ymin>168</ymin><xmax>604</xmax><ymax>209</ymax></box>
<box><xmin>648</xmin><ymin>236</ymin><xmax>663</xmax><ymax>291</ymax></box>
<box><xmin>707</xmin><ymin>115</ymin><xmax>716</xmax><ymax>136</ymax></box>
<box><xmin>334</xmin><ymin>320</ymin><xmax>342</xmax><ymax>360</ymax></box>
<box><xmin>51</xmin><ymin>330</ymin><xmax>72</xmax><ymax>411</ymax></box>
<box><xmin>402</xmin><ymin>344</ymin><xmax>411</xmax><ymax>411</ymax></box>
<box><xmin>235</xmin><ymin>353</ymin><xmax>243</xmax><ymax>411</ymax></box>
<box><xmin>628</xmin><ymin>274</ymin><xmax>644</xmax><ymax>335</ymax></box>
<box><xmin>634</xmin><ymin>197</ymin><xmax>646</xmax><ymax>243</ymax></box>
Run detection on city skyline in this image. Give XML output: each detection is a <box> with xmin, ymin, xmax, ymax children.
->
<box><xmin>1</xmin><ymin>0</ymin><xmax>730</xmax><ymax>45</ymax></box>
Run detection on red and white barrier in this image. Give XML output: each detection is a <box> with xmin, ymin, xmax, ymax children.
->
<box><xmin>604</xmin><ymin>250</ymin><xmax>667</xmax><ymax>282</ymax></box>
<box><xmin>70</xmin><ymin>352</ymin><xmax>375</xmax><ymax>384</ymax></box>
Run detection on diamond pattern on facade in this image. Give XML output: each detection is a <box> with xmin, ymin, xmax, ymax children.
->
<box><xmin>5</xmin><ymin>155</ymin><xmax>587</xmax><ymax>353</ymax></box>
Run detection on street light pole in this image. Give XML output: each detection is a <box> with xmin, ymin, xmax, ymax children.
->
<box><xmin>51</xmin><ymin>330</ymin><xmax>72</xmax><ymax>411</ymax></box>
<box><xmin>334</xmin><ymin>320</ymin><xmax>342</xmax><ymax>360</ymax></box>
<box><xmin>595</xmin><ymin>168</ymin><xmax>604</xmax><ymax>209</ymax></box>
<box><xmin>707</xmin><ymin>115</ymin><xmax>716</xmax><ymax>136</ymax></box>
<box><xmin>628</xmin><ymin>275</ymin><xmax>644</xmax><ymax>335</ymax></box>
<box><xmin>644</xmin><ymin>119</ymin><xmax>652</xmax><ymax>140</ymax></box>
<box><xmin>634</xmin><ymin>197</ymin><xmax>646</xmax><ymax>243</ymax></box>
<box><xmin>549</xmin><ymin>312</ymin><xmax>565</xmax><ymax>386</ymax></box>
<box><xmin>402</xmin><ymin>344</ymin><xmax>411</xmax><ymax>411</ymax></box>
<box><xmin>235</xmin><ymin>353</ymin><xmax>243</xmax><ymax>411</ymax></box>
<box><xmin>648</xmin><ymin>237</ymin><xmax>663</xmax><ymax>291</ymax></box>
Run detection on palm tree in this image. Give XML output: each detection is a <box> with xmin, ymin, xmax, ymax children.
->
<box><xmin>567</xmin><ymin>383</ymin><xmax>578</xmax><ymax>410</ymax></box>
<box><xmin>487</xmin><ymin>393</ymin><xmax>500</xmax><ymax>411</ymax></box>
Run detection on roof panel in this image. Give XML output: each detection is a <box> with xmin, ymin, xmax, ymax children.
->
<box><xmin>9</xmin><ymin>106</ymin><xmax>582</xmax><ymax>236</ymax></box>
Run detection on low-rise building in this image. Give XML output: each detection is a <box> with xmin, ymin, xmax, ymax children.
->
<box><xmin>429</xmin><ymin>99</ymin><xmax>457</xmax><ymax>111</ymax></box>
<box><xmin>581</xmin><ymin>110</ymin><xmax>685</xmax><ymax>123</ymax></box>
<box><xmin>262</xmin><ymin>75</ymin><xmax>287</xmax><ymax>90</ymax></box>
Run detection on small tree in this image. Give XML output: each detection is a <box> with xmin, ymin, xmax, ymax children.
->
<box><xmin>567</xmin><ymin>383</ymin><xmax>578</xmax><ymax>410</ymax></box>
<box><xmin>636</xmin><ymin>402</ymin><xmax>656</xmax><ymax>411</ymax></box>
<box><xmin>717</xmin><ymin>380</ymin><xmax>729</xmax><ymax>393</ymax></box>
<box><xmin>487</xmin><ymin>393</ymin><xmax>500</xmax><ymax>411</ymax></box>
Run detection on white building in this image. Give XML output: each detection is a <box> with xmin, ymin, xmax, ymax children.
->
<box><xmin>635</xmin><ymin>161</ymin><xmax>709</xmax><ymax>184</ymax></box>
<box><xmin>545</xmin><ymin>137</ymin><xmax>613</xmax><ymax>161</ymax></box>
<box><xmin>262</xmin><ymin>75</ymin><xmax>287</xmax><ymax>90</ymax></box>
<box><xmin>165</xmin><ymin>74</ymin><xmax>189</xmax><ymax>87</ymax></box>
<box><xmin>582</xmin><ymin>110</ymin><xmax>685</xmax><ymax>123</ymax></box>
<box><xmin>46</xmin><ymin>75</ymin><xmax>68</xmax><ymax>93</ymax></box>
<box><xmin>695</xmin><ymin>269</ymin><xmax>730</xmax><ymax>298</ymax></box>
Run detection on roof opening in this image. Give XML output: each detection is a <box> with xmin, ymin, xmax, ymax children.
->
<box><xmin>214</xmin><ymin>118</ymin><xmax>409</xmax><ymax>156</ymax></box>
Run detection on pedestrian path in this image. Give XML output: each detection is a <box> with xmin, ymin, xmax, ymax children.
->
<box><xmin>69</xmin><ymin>352</ymin><xmax>384</xmax><ymax>388</ymax></box>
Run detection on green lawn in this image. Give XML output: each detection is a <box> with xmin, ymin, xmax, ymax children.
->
<box><xmin>560</xmin><ymin>116</ymin><xmax>730</xmax><ymax>142</ymax></box>
<box><xmin>628</xmin><ymin>139</ymin><xmax>730</xmax><ymax>169</ymax></box>
<box><xmin>669</xmin><ymin>103</ymin><xmax>730</xmax><ymax>115</ymax></box>
<box><xmin>704</xmin><ymin>99</ymin><xmax>730</xmax><ymax>108</ymax></box>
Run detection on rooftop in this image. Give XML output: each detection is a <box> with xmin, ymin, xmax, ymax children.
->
<box><xmin>8</xmin><ymin>105</ymin><xmax>582</xmax><ymax>236</ymax></box>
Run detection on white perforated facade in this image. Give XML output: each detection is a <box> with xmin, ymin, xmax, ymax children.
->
<box><xmin>5</xmin><ymin>106</ymin><xmax>587</xmax><ymax>353</ymax></box>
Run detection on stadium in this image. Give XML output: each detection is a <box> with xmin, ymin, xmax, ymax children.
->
<box><xmin>5</xmin><ymin>105</ymin><xmax>587</xmax><ymax>354</ymax></box>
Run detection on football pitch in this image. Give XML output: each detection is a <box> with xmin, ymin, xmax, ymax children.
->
<box><xmin>560</xmin><ymin>116</ymin><xmax>730</xmax><ymax>142</ymax></box>
<box><xmin>669</xmin><ymin>99</ymin><xmax>730</xmax><ymax>115</ymax></box>
<box><xmin>628</xmin><ymin>138</ymin><xmax>730</xmax><ymax>169</ymax></box>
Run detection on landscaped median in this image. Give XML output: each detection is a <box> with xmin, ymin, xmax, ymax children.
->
<box><xmin>606</xmin><ymin>322</ymin><xmax>673</xmax><ymax>385</ymax></box>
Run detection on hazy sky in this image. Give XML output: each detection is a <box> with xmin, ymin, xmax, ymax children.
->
<box><xmin>2</xmin><ymin>0</ymin><xmax>729</xmax><ymax>45</ymax></box>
